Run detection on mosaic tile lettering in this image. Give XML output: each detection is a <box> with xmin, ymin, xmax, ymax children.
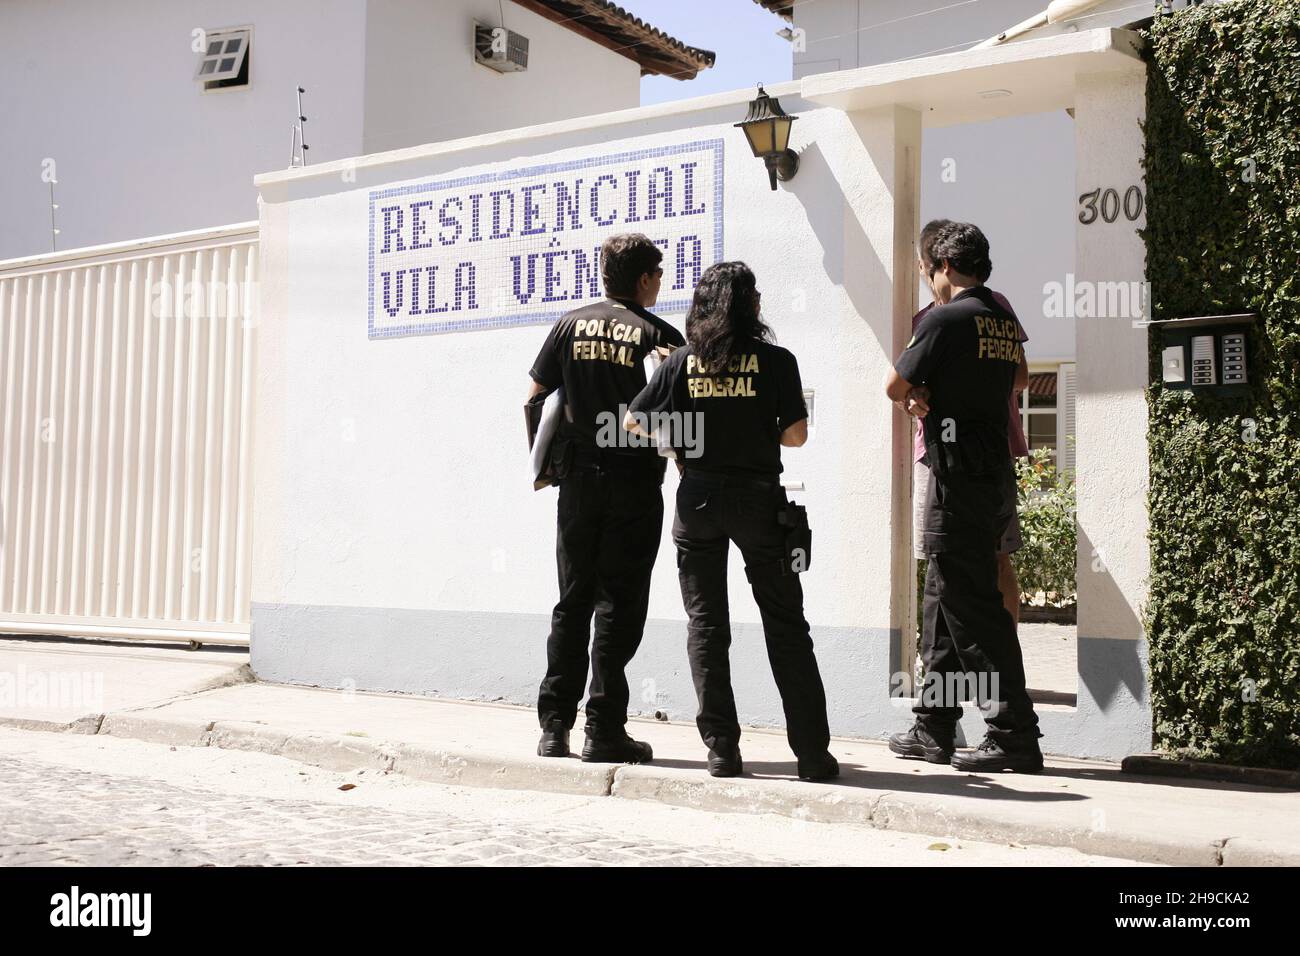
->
<box><xmin>368</xmin><ymin>138</ymin><xmax>724</xmax><ymax>338</ymax></box>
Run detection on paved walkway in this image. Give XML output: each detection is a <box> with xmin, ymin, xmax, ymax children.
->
<box><xmin>1021</xmin><ymin>622</ymin><xmax>1077</xmax><ymax>702</ymax></box>
<box><xmin>0</xmin><ymin>730</ymin><xmax>1140</xmax><ymax>867</ymax></box>
<box><xmin>1</xmin><ymin>635</ymin><xmax>1296</xmax><ymax>866</ymax></box>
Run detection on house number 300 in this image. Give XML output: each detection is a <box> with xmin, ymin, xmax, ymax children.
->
<box><xmin>1078</xmin><ymin>186</ymin><xmax>1144</xmax><ymax>224</ymax></box>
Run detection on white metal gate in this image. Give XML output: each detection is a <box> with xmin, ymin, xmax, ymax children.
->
<box><xmin>0</xmin><ymin>223</ymin><xmax>258</xmax><ymax>645</ymax></box>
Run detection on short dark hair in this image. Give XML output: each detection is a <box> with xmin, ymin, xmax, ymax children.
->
<box><xmin>920</xmin><ymin>220</ymin><xmax>992</xmax><ymax>282</ymax></box>
<box><xmin>601</xmin><ymin>233</ymin><xmax>663</xmax><ymax>297</ymax></box>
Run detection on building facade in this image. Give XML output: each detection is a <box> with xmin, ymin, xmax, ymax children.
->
<box><xmin>0</xmin><ymin>0</ymin><xmax>712</xmax><ymax>260</ymax></box>
<box><xmin>0</xmin><ymin>9</ymin><xmax>1158</xmax><ymax>761</ymax></box>
<box><xmin>247</xmin><ymin>28</ymin><xmax>1151</xmax><ymax>759</ymax></box>
<box><xmin>754</xmin><ymin>0</ymin><xmax>1205</xmax><ymax>471</ymax></box>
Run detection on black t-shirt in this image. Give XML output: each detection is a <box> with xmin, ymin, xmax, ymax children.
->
<box><xmin>628</xmin><ymin>338</ymin><xmax>807</xmax><ymax>477</ymax></box>
<box><xmin>529</xmin><ymin>298</ymin><xmax>685</xmax><ymax>461</ymax></box>
<box><xmin>893</xmin><ymin>285</ymin><xmax>1021</xmax><ymax>477</ymax></box>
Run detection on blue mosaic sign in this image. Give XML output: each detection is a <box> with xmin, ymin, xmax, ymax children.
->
<box><xmin>367</xmin><ymin>138</ymin><xmax>725</xmax><ymax>338</ymax></box>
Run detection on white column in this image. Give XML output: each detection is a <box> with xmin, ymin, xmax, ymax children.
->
<box><xmin>1074</xmin><ymin>69</ymin><xmax>1149</xmax><ymax>644</ymax></box>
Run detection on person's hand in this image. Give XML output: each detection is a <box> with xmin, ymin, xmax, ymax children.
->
<box><xmin>904</xmin><ymin>385</ymin><xmax>931</xmax><ymax>418</ymax></box>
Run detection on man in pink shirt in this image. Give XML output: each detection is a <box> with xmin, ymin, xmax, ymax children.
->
<box><xmin>910</xmin><ymin>272</ymin><xmax>1030</xmax><ymax>625</ymax></box>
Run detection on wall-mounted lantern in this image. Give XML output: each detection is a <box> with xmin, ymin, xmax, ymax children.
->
<box><xmin>735</xmin><ymin>85</ymin><xmax>799</xmax><ymax>190</ymax></box>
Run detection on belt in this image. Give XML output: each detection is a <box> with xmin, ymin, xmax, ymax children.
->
<box><xmin>680</xmin><ymin>469</ymin><xmax>781</xmax><ymax>492</ymax></box>
<box><xmin>569</xmin><ymin>442</ymin><xmax>664</xmax><ymax>474</ymax></box>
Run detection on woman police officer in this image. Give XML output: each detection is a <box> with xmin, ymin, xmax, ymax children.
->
<box><xmin>625</xmin><ymin>262</ymin><xmax>838</xmax><ymax>781</ymax></box>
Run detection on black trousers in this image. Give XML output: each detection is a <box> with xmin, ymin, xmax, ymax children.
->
<box><xmin>915</xmin><ymin>466</ymin><xmax>1039</xmax><ymax>739</ymax></box>
<box><xmin>537</xmin><ymin>464</ymin><xmax>665</xmax><ymax>735</ymax></box>
<box><xmin>672</xmin><ymin>472</ymin><xmax>830</xmax><ymax>758</ymax></box>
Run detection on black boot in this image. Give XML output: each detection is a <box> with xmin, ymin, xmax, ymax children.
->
<box><xmin>581</xmin><ymin>731</ymin><xmax>653</xmax><ymax>764</ymax></box>
<box><xmin>796</xmin><ymin>751</ymin><xmax>840</xmax><ymax>781</ymax></box>
<box><xmin>950</xmin><ymin>733</ymin><xmax>1043</xmax><ymax>773</ymax></box>
<box><xmin>888</xmin><ymin>719</ymin><xmax>955</xmax><ymax>764</ymax></box>
<box><xmin>707</xmin><ymin>740</ymin><xmax>743</xmax><ymax>778</ymax></box>
<box><xmin>536</xmin><ymin>723</ymin><xmax>570</xmax><ymax>758</ymax></box>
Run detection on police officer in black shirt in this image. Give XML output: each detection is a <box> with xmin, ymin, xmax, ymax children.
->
<box><xmin>528</xmin><ymin>233</ymin><xmax>686</xmax><ymax>764</ymax></box>
<box><xmin>626</xmin><ymin>261</ymin><xmax>838</xmax><ymax>781</ymax></box>
<box><xmin>885</xmin><ymin>221</ymin><xmax>1043</xmax><ymax>772</ymax></box>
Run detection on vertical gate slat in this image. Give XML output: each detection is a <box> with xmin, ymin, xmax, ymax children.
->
<box><xmin>232</xmin><ymin>248</ymin><xmax>256</xmax><ymax>625</ymax></box>
<box><xmin>26</xmin><ymin>273</ymin><xmax>52</xmax><ymax>614</ymax></box>
<box><xmin>53</xmin><ymin>269</ymin><xmax>81</xmax><ymax>614</ymax></box>
<box><xmin>215</xmin><ymin>245</ymin><xmax>242</xmax><ymax>623</ymax></box>
<box><xmin>68</xmin><ymin>269</ymin><xmax>94</xmax><ymax>614</ymax></box>
<box><xmin>129</xmin><ymin>257</ymin><xmax>158</xmax><ymax>620</ymax></box>
<box><xmin>0</xmin><ymin>278</ymin><xmax>24</xmax><ymax>610</ymax></box>
<box><xmin>113</xmin><ymin>259</ymin><xmax>142</xmax><ymax>618</ymax></box>
<box><xmin>198</xmin><ymin>248</ymin><xmax>224</xmax><ymax>622</ymax></box>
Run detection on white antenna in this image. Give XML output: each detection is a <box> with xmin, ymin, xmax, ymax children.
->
<box><xmin>289</xmin><ymin>86</ymin><xmax>309</xmax><ymax>167</ymax></box>
<box><xmin>49</xmin><ymin>179</ymin><xmax>61</xmax><ymax>252</ymax></box>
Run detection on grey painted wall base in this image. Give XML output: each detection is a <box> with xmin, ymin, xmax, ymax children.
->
<box><xmin>251</xmin><ymin>603</ymin><xmax>1151</xmax><ymax>761</ymax></box>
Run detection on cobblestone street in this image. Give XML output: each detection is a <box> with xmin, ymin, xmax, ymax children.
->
<box><xmin>0</xmin><ymin>728</ymin><xmax>1142</xmax><ymax>867</ymax></box>
<box><xmin>0</xmin><ymin>751</ymin><xmax>774</xmax><ymax>867</ymax></box>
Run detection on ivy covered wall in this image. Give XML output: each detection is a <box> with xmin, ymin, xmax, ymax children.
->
<box><xmin>1143</xmin><ymin>0</ymin><xmax>1300</xmax><ymax>768</ymax></box>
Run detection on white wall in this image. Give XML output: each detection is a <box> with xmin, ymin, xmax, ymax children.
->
<box><xmin>361</xmin><ymin>0</ymin><xmax>641</xmax><ymax>154</ymax></box>
<box><xmin>920</xmin><ymin>112</ymin><xmax>1077</xmax><ymax>361</ymax></box>
<box><xmin>1056</xmin><ymin>65</ymin><xmax>1151</xmax><ymax>753</ymax></box>
<box><xmin>1074</xmin><ymin>69</ymin><xmax>1149</xmax><ymax>644</ymax></box>
<box><xmin>251</xmin><ymin>87</ymin><xmax>916</xmax><ymax>734</ymax></box>
<box><xmin>0</xmin><ymin>0</ymin><xmax>368</xmax><ymax>260</ymax></box>
<box><xmin>0</xmin><ymin>0</ymin><xmax>642</xmax><ymax>261</ymax></box>
<box><xmin>791</xmin><ymin>0</ymin><xmax>1050</xmax><ymax>73</ymax></box>
<box><xmin>789</xmin><ymin>0</ymin><xmax>1093</xmax><ymax>363</ymax></box>
<box><xmin>254</xmin><ymin>99</ymin><xmax>903</xmax><ymax>630</ymax></box>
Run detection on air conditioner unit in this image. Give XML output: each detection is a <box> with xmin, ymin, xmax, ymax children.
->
<box><xmin>474</xmin><ymin>24</ymin><xmax>529</xmax><ymax>73</ymax></box>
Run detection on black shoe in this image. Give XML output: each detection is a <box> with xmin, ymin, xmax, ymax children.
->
<box><xmin>888</xmin><ymin>719</ymin><xmax>955</xmax><ymax>763</ymax></box>
<box><xmin>950</xmin><ymin>734</ymin><xmax>1044</xmax><ymax>773</ymax></box>
<box><xmin>707</xmin><ymin>741</ymin><xmax>743</xmax><ymax>778</ymax></box>
<box><xmin>581</xmin><ymin>732</ymin><xmax>653</xmax><ymax>764</ymax></box>
<box><xmin>536</xmin><ymin>724</ymin><xmax>570</xmax><ymax>758</ymax></box>
<box><xmin>797</xmin><ymin>751</ymin><xmax>840</xmax><ymax>781</ymax></box>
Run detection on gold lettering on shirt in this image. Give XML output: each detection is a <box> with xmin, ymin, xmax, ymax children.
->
<box><xmin>688</xmin><ymin>354</ymin><xmax>760</xmax><ymax>375</ymax></box>
<box><xmin>685</xmin><ymin>353</ymin><xmax>760</xmax><ymax>398</ymax></box>
<box><xmin>573</xmin><ymin>318</ymin><xmax>644</xmax><ymax>345</ymax></box>
<box><xmin>570</xmin><ymin>316</ymin><xmax>643</xmax><ymax>369</ymax></box>
<box><xmin>975</xmin><ymin>313</ymin><xmax>1022</xmax><ymax>365</ymax></box>
<box><xmin>572</xmin><ymin>338</ymin><xmax>636</xmax><ymax>368</ymax></box>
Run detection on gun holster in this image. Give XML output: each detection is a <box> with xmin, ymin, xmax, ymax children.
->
<box><xmin>776</xmin><ymin>500</ymin><xmax>811</xmax><ymax>575</ymax></box>
<box><xmin>922</xmin><ymin>414</ymin><xmax>956</xmax><ymax>480</ymax></box>
<box><xmin>922</xmin><ymin>414</ymin><xmax>1005</xmax><ymax>480</ymax></box>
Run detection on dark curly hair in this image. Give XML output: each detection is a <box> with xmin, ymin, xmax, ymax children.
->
<box><xmin>920</xmin><ymin>219</ymin><xmax>992</xmax><ymax>282</ymax></box>
<box><xmin>685</xmin><ymin>261</ymin><xmax>773</xmax><ymax>373</ymax></box>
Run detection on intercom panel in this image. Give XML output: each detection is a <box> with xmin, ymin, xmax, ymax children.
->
<box><xmin>1190</xmin><ymin>335</ymin><xmax>1217</xmax><ymax>386</ymax></box>
<box><xmin>1152</xmin><ymin>315</ymin><xmax>1254</xmax><ymax>395</ymax></box>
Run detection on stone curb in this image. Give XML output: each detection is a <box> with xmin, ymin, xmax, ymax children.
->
<box><xmin>69</xmin><ymin>709</ymin><xmax>1291</xmax><ymax>866</ymax></box>
<box><xmin>611</xmin><ymin>764</ymin><xmax>879</xmax><ymax>826</ymax></box>
<box><xmin>870</xmin><ymin>791</ymin><xmax>1222</xmax><ymax>867</ymax></box>
<box><xmin>1121</xmin><ymin>753</ymin><xmax>1300</xmax><ymax>790</ymax></box>
<box><xmin>1219</xmin><ymin>838</ymin><xmax>1300</xmax><ymax>867</ymax></box>
<box><xmin>0</xmin><ymin>713</ymin><xmax>103</xmax><ymax>735</ymax></box>
<box><xmin>99</xmin><ymin>711</ymin><xmax>615</xmax><ymax>796</ymax></box>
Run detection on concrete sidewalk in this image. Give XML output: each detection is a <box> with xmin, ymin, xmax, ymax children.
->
<box><xmin>2</xmin><ymin>636</ymin><xmax>1297</xmax><ymax>866</ymax></box>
